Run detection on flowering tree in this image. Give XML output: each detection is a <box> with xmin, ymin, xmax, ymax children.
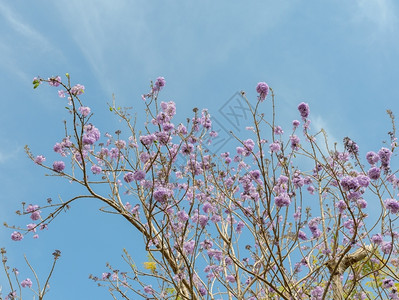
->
<box><xmin>3</xmin><ymin>74</ymin><xmax>399</xmax><ymax>299</ymax></box>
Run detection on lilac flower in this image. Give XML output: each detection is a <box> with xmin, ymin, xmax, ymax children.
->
<box><xmin>11</xmin><ymin>231</ymin><xmax>23</xmax><ymax>241</ymax></box>
<box><xmin>91</xmin><ymin>165</ymin><xmax>102</xmax><ymax>174</ymax></box>
<box><xmin>336</xmin><ymin>152</ymin><xmax>349</xmax><ymax>162</ymax></box>
<box><xmin>357</xmin><ymin>199</ymin><xmax>368</xmax><ymax>209</ymax></box>
<box><xmin>368</xmin><ymin>167</ymin><xmax>381</xmax><ymax>180</ymax></box>
<box><xmin>348</xmin><ymin>192</ymin><xmax>362</xmax><ymax>201</ymax></box>
<box><xmin>154</xmin><ymin>111</ymin><xmax>170</xmax><ymax>126</ymax></box>
<box><xmin>154</xmin><ymin>77</ymin><xmax>166</xmax><ymax>92</ymax></box>
<box><xmin>292</xmin><ymin>120</ymin><xmax>300</xmax><ymax>128</ymax></box>
<box><xmin>226</xmin><ymin>275</ymin><xmax>236</xmax><ymax>283</ymax></box>
<box><xmin>243</xmin><ymin>139</ymin><xmax>255</xmax><ymax>152</ymax></box>
<box><xmin>181</xmin><ymin>143</ymin><xmax>194</xmax><ymax>155</ymax></box>
<box><xmin>207</xmin><ymin>248</ymin><xmax>223</xmax><ymax>261</ymax></box>
<box><xmin>30</xmin><ymin>210</ymin><xmax>41</xmax><ymax>221</ymax></box>
<box><xmin>274</xmin><ymin>126</ymin><xmax>283</xmax><ymax>135</ymax></box>
<box><xmin>236</xmin><ymin>221</ymin><xmax>245</xmax><ymax>234</ymax></box>
<box><xmin>102</xmin><ymin>272</ymin><xmax>111</xmax><ymax>279</ymax></box>
<box><xmin>335</xmin><ymin>200</ymin><xmax>347</xmax><ymax>213</ymax></box>
<box><xmin>153</xmin><ymin>187</ymin><xmax>172</xmax><ymax>203</ymax></box>
<box><xmin>385</xmin><ymin>198</ymin><xmax>399</xmax><ymax>214</ymax></box>
<box><xmin>290</xmin><ymin>135</ymin><xmax>300</xmax><ymax>151</ymax></box>
<box><xmin>292</xmin><ymin>171</ymin><xmax>304</xmax><ymax>188</ymax></box>
<box><xmin>123</xmin><ymin>172</ymin><xmax>135</xmax><ymax>183</ymax></box>
<box><xmin>311</xmin><ymin>286</ymin><xmax>324</xmax><ymax>300</ymax></box>
<box><xmin>379</xmin><ymin>147</ymin><xmax>392</xmax><ymax>169</ymax></box>
<box><xmin>160</xmin><ymin>101</ymin><xmax>176</xmax><ymax>117</ymax></box>
<box><xmin>200</xmin><ymin>239</ymin><xmax>213</xmax><ymax>250</ymax></box>
<box><xmin>177</xmin><ymin>210</ymin><xmax>189</xmax><ymax>222</ymax></box>
<box><xmin>343</xmin><ymin>220</ymin><xmax>354</xmax><ymax>230</ymax></box>
<box><xmin>389</xmin><ymin>289</ymin><xmax>399</xmax><ymax>300</ymax></box>
<box><xmin>297</xmin><ymin>102</ymin><xmax>310</xmax><ymax>119</ymax></box>
<box><xmin>275</xmin><ymin>193</ymin><xmax>291</xmax><ymax>208</ymax></box>
<box><xmin>201</xmin><ymin>109</ymin><xmax>212</xmax><ymax>130</ymax></box>
<box><xmin>21</xmin><ymin>278</ymin><xmax>33</xmax><ymax>288</ymax></box>
<box><xmin>26</xmin><ymin>204</ymin><xmax>39</xmax><ymax>213</ymax></box>
<box><xmin>308</xmin><ymin>218</ymin><xmax>321</xmax><ymax>239</ymax></box>
<box><xmin>340</xmin><ymin>176</ymin><xmax>359</xmax><ymax>191</ymax></box>
<box><xmin>383</xmin><ymin>279</ymin><xmax>394</xmax><ymax>289</ymax></box>
<box><xmin>163</xmin><ymin>123</ymin><xmax>174</xmax><ymax>131</ymax></box>
<box><xmin>53</xmin><ymin>143</ymin><xmax>63</xmax><ymax>155</ymax></box>
<box><xmin>143</xmin><ymin>285</ymin><xmax>154</xmax><ymax>294</ymax></box>
<box><xmin>48</xmin><ymin>76</ymin><xmax>61</xmax><ymax>87</ymax></box>
<box><xmin>250</xmin><ymin>170</ymin><xmax>261</xmax><ymax>180</ymax></box>
<box><xmin>294</xmin><ymin>207</ymin><xmax>302</xmax><ymax>221</ymax></box>
<box><xmin>366</xmin><ymin>151</ymin><xmax>380</xmax><ymax>165</ymax></box>
<box><xmin>133</xmin><ymin>170</ymin><xmax>146</xmax><ymax>181</ymax></box>
<box><xmin>178</xmin><ymin>123</ymin><xmax>187</xmax><ymax>135</ymax></box>
<box><xmin>71</xmin><ymin>84</ymin><xmax>85</xmax><ymax>95</ymax></box>
<box><xmin>183</xmin><ymin>240</ymin><xmax>195</xmax><ymax>254</ymax></box>
<box><xmin>307</xmin><ymin>185</ymin><xmax>315</xmax><ymax>195</ymax></box>
<box><xmin>304</xmin><ymin>176</ymin><xmax>312</xmax><ymax>185</ymax></box>
<box><xmin>371</xmin><ymin>233</ymin><xmax>383</xmax><ymax>245</ymax></box>
<box><xmin>343</xmin><ymin>137</ymin><xmax>359</xmax><ymax>156</ymax></box>
<box><xmin>53</xmin><ymin>161</ymin><xmax>65</xmax><ymax>172</ymax></box>
<box><xmin>82</xmin><ymin>124</ymin><xmax>101</xmax><ymax>145</ymax></box>
<box><xmin>79</xmin><ymin>106</ymin><xmax>91</xmax><ymax>117</ymax></box>
<box><xmin>381</xmin><ymin>241</ymin><xmax>392</xmax><ymax>254</ymax></box>
<box><xmin>202</xmin><ymin>202</ymin><xmax>214</xmax><ymax>214</ymax></box>
<box><xmin>269</xmin><ymin>142</ymin><xmax>281</xmax><ymax>153</ymax></box>
<box><xmin>139</xmin><ymin>134</ymin><xmax>157</xmax><ymax>146</ymax></box>
<box><xmin>58</xmin><ymin>90</ymin><xmax>65</xmax><ymax>98</ymax></box>
<box><xmin>34</xmin><ymin>155</ymin><xmax>46</xmax><ymax>164</ymax></box>
<box><xmin>357</xmin><ymin>175</ymin><xmax>370</xmax><ymax>188</ymax></box>
<box><xmin>6</xmin><ymin>291</ymin><xmax>17</xmax><ymax>299</ymax></box>
<box><xmin>131</xmin><ymin>204</ymin><xmax>140</xmax><ymax>216</ymax></box>
<box><xmin>198</xmin><ymin>215</ymin><xmax>209</xmax><ymax>228</ymax></box>
<box><xmin>114</xmin><ymin>140</ymin><xmax>126</xmax><ymax>150</ymax></box>
<box><xmin>139</xmin><ymin>152</ymin><xmax>150</xmax><ymax>163</ymax></box>
<box><xmin>296</xmin><ymin>230</ymin><xmax>306</xmax><ymax>241</ymax></box>
<box><xmin>199</xmin><ymin>287</ymin><xmax>207</xmax><ymax>296</ymax></box>
<box><xmin>256</xmin><ymin>82</ymin><xmax>269</xmax><ymax>101</ymax></box>
<box><xmin>109</xmin><ymin>148</ymin><xmax>119</xmax><ymax>159</ymax></box>
<box><xmin>27</xmin><ymin>223</ymin><xmax>36</xmax><ymax>232</ymax></box>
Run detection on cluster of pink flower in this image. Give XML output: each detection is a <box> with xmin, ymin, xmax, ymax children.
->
<box><xmin>9</xmin><ymin>74</ymin><xmax>399</xmax><ymax>299</ymax></box>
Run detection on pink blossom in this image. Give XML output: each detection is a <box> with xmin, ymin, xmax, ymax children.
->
<box><xmin>79</xmin><ymin>106</ymin><xmax>91</xmax><ymax>117</ymax></box>
<box><xmin>11</xmin><ymin>231</ymin><xmax>23</xmax><ymax>241</ymax></box>
<box><xmin>21</xmin><ymin>278</ymin><xmax>33</xmax><ymax>288</ymax></box>
<box><xmin>71</xmin><ymin>84</ymin><xmax>85</xmax><ymax>95</ymax></box>
<box><xmin>34</xmin><ymin>155</ymin><xmax>46</xmax><ymax>164</ymax></box>
<box><xmin>256</xmin><ymin>82</ymin><xmax>269</xmax><ymax>101</ymax></box>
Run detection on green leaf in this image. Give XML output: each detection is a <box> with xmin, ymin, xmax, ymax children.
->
<box><xmin>109</xmin><ymin>107</ymin><xmax>113</xmax><ymax>111</ymax></box>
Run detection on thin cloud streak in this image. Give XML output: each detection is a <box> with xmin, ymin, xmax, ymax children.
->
<box><xmin>354</xmin><ymin>0</ymin><xmax>398</xmax><ymax>32</ymax></box>
<box><xmin>0</xmin><ymin>2</ymin><xmax>53</xmax><ymax>51</ymax></box>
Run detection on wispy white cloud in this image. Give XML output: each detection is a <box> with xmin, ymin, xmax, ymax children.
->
<box><xmin>0</xmin><ymin>146</ymin><xmax>21</xmax><ymax>164</ymax></box>
<box><xmin>311</xmin><ymin>114</ymin><xmax>341</xmax><ymax>153</ymax></box>
<box><xmin>52</xmin><ymin>0</ymin><xmax>133</xmax><ymax>94</ymax></box>
<box><xmin>52</xmin><ymin>1</ymin><xmax>301</xmax><ymax>98</ymax></box>
<box><xmin>353</xmin><ymin>0</ymin><xmax>398</xmax><ymax>32</ymax></box>
<box><xmin>0</xmin><ymin>2</ymin><xmax>64</xmax><ymax>81</ymax></box>
<box><xmin>0</xmin><ymin>3</ymin><xmax>53</xmax><ymax>50</ymax></box>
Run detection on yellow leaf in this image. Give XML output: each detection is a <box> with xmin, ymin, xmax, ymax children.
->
<box><xmin>143</xmin><ymin>261</ymin><xmax>156</xmax><ymax>272</ymax></box>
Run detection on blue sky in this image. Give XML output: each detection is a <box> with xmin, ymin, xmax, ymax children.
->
<box><xmin>1</xmin><ymin>0</ymin><xmax>399</xmax><ymax>298</ymax></box>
